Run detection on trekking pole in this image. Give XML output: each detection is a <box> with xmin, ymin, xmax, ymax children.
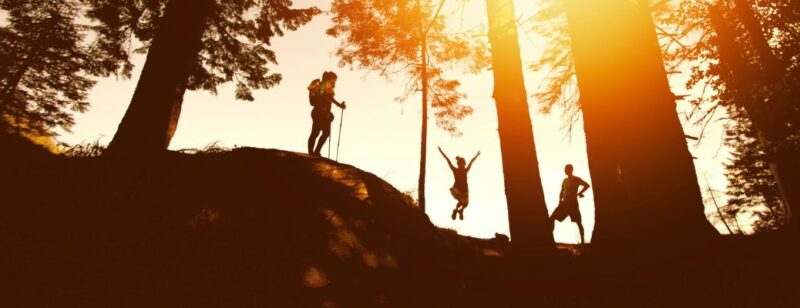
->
<box><xmin>336</xmin><ymin>106</ymin><xmax>345</xmax><ymax>162</ymax></box>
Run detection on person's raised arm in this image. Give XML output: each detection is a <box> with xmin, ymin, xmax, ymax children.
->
<box><xmin>466</xmin><ymin>151</ymin><xmax>481</xmax><ymax>171</ymax></box>
<box><xmin>438</xmin><ymin>146</ymin><xmax>455</xmax><ymax>169</ymax></box>
<box><xmin>578</xmin><ymin>178</ymin><xmax>590</xmax><ymax>198</ymax></box>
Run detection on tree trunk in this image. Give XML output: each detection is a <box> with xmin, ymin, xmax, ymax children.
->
<box><xmin>731</xmin><ymin>0</ymin><xmax>782</xmax><ymax>76</ymax></box>
<box><xmin>0</xmin><ymin>60</ymin><xmax>32</xmax><ymax>112</ymax></box>
<box><xmin>566</xmin><ymin>0</ymin><xmax>717</xmax><ymax>255</ymax></box>
<box><xmin>418</xmin><ymin>35</ymin><xmax>429</xmax><ymax>212</ymax></box>
<box><xmin>105</xmin><ymin>0</ymin><xmax>213</xmax><ymax>155</ymax></box>
<box><xmin>732</xmin><ymin>0</ymin><xmax>800</xmax><ymax>127</ymax></box>
<box><xmin>709</xmin><ymin>4</ymin><xmax>800</xmax><ymax>235</ymax></box>
<box><xmin>0</xmin><ymin>33</ymin><xmax>44</xmax><ymax>113</ymax></box>
<box><xmin>0</xmin><ymin>17</ymin><xmax>52</xmax><ymax>113</ymax></box>
<box><xmin>731</xmin><ymin>0</ymin><xmax>800</xmax><ymax>231</ymax></box>
<box><xmin>485</xmin><ymin>0</ymin><xmax>555</xmax><ymax>256</ymax></box>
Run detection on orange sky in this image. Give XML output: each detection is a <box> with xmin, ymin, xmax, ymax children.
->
<box><xmin>58</xmin><ymin>0</ymin><xmax>739</xmax><ymax>242</ymax></box>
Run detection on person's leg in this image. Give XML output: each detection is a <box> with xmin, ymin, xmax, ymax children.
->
<box><xmin>313</xmin><ymin>122</ymin><xmax>331</xmax><ymax>156</ymax></box>
<box><xmin>571</xmin><ymin>206</ymin><xmax>584</xmax><ymax>245</ymax></box>
<box><xmin>308</xmin><ymin>124</ymin><xmax>321</xmax><ymax>155</ymax></box>
<box><xmin>308</xmin><ymin>111</ymin><xmax>323</xmax><ymax>155</ymax></box>
<box><xmin>450</xmin><ymin>187</ymin><xmax>460</xmax><ymax>220</ymax></box>
<box><xmin>458</xmin><ymin>200</ymin><xmax>468</xmax><ymax>220</ymax></box>
<box><xmin>550</xmin><ymin>205</ymin><xmax>566</xmax><ymax>232</ymax></box>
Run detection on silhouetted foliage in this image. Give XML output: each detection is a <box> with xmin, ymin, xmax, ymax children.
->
<box><xmin>85</xmin><ymin>0</ymin><xmax>320</xmax><ymax>100</ymax></box>
<box><xmin>327</xmin><ymin>0</ymin><xmax>486</xmax><ymax>135</ymax></box>
<box><xmin>724</xmin><ymin>112</ymin><xmax>787</xmax><ymax>232</ymax></box>
<box><xmin>0</xmin><ymin>0</ymin><xmax>102</xmax><ymax>136</ymax></box>
<box><xmin>89</xmin><ymin>0</ymin><xmax>320</xmax><ymax>153</ymax></box>
<box><xmin>663</xmin><ymin>0</ymin><xmax>800</xmax><ymax>232</ymax></box>
<box><xmin>176</xmin><ymin>141</ymin><xmax>232</xmax><ymax>155</ymax></box>
<box><xmin>327</xmin><ymin>0</ymin><xmax>488</xmax><ymax>210</ymax></box>
<box><xmin>62</xmin><ymin>139</ymin><xmax>106</xmax><ymax>157</ymax></box>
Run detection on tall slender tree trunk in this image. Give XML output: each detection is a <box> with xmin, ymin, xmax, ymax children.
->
<box><xmin>414</xmin><ymin>0</ymin><xmax>431</xmax><ymax>212</ymax></box>
<box><xmin>566</xmin><ymin>0</ymin><xmax>717</xmax><ymax>255</ymax></box>
<box><xmin>485</xmin><ymin>0</ymin><xmax>554</xmax><ymax>256</ymax></box>
<box><xmin>105</xmin><ymin>0</ymin><xmax>214</xmax><ymax>155</ymax></box>
<box><xmin>419</xmin><ymin>37</ymin><xmax>429</xmax><ymax>212</ymax></box>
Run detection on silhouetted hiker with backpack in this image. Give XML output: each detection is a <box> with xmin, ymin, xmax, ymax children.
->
<box><xmin>307</xmin><ymin>71</ymin><xmax>346</xmax><ymax>157</ymax></box>
<box><xmin>439</xmin><ymin>146</ymin><xmax>480</xmax><ymax>220</ymax></box>
<box><xmin>550</xmin><ymin>164</ymin><xmax>590</xmax><ymax>244</ymax></box>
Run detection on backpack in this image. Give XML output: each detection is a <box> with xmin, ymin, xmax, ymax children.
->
<box><xmin>307</xmin><ymin>79</ymin><xmax>321</xmax><ymax>106</ymax></box>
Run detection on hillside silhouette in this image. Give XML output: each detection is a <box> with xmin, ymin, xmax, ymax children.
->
<box><xmin>3</xmin><ymin>132</ymin><xmax>799</xmax><ymax>307</ymax></box>
<box><xmin>1</xmin><ymin>132</ymin><xmax>509</xmax><ymax>306</ymax></box>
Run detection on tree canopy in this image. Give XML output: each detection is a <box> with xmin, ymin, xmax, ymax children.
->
<box><xmin>84</xmin><ymin>0</ymin><xmax>320</xmax><ymax>101</ymax></box>
<box><xmin>327</xmin><ymin>0</ymin><xmax>488</xmax><ymax>135</ymax></box>
<box><xmin>0</xmin><ymin>0</ymin><xmax>101</xmax><ymax>136</ymax></box>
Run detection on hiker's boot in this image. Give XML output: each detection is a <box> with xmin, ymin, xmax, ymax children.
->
<box><xmin>451</xmin><ymin>210</ymin><xmax>457</xmax><ymax>220</ymax></box>
<box><xmin>458</xmin><ymin>210</ymin><xmax>464</xmax><ymax>220</ymax></box>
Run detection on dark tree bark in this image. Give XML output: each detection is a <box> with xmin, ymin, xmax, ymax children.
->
<box><xmin>106</xmin><ymin>0</ymin><xmax>214</xmax><ymax>155</ymax></box>
<box><xmin>566</xmin><ymin>0</ymin><xmax>717</xmax><ymax>254</ymax></box>
<box><xmin>485</xmin><ymin>0</ymin><xmax>555</xmax><ymax>256</ymax></box>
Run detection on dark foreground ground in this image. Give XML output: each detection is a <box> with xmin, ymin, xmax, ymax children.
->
<box><xmin>1</xmin><ymin>132</ymin><xmax>798</xmax><ymax>307</ymax></box>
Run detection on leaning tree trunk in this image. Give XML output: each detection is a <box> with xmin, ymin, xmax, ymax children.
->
<box><xmin>732</xmin><ymin>0</ymin><xmax>782</xmax><ymax>77</ymax></box>
<box><xmin>566</xmin><ymin>0</ymin><xmax>717</xmax><ymax>255</ymax></box>
<box><xmin>731</xmin><ymin>0</ymin><xmax>799</xmax><ymax>233</ymax></box>
<box><xmin>105</xmin><ymin>0</ymin><xmax>214</xmax><ymax>155</ymax></box>
<box><xmin>0</xmin><ymin>60</ymin><xmax>32</xmax><ymax>113</ymax></box>
<box><xmin>710</xmin><ymin>3</ymin><xmax>799</xmax><ymax>234</ymax></box>
<box><xmin>485</xmin><ymin>0</ymin><xmax>555</xmax><ymax>256</ymax></box>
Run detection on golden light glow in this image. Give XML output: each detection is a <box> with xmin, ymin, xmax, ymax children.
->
<box><xmin>61</xmin><ymin>0</ymin><xmax>734</xmax><ymax>245</ymax></box>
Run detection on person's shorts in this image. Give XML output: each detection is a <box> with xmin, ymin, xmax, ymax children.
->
<box><xmin>551</xmin><ymin>199</ymin><xmax>581</xmax><ymax>223</ymax></box>
<box><xmin>311</xmin><ymin>109</ymin><xmax>334</xmax><ymax>123</ymax></box>
<box><xmin>450</xmin><ymin>187</ymin><xmax>469</xmax><ymax>205</ymax></box>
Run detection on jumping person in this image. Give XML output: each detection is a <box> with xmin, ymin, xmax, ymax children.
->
<box><xmin>438</xmin><ymin>146</ymin><xmax>480</xmax><ymax>221</ymax></box>
<box><xmin>550</xmin><ymin>164</ymin><xmax>591</xmax><ymax>245</ymax></box>
<box><xmin>307</xmin><ymin>71</ymin><xmax>346</xmax><ymax>156</ymax></box>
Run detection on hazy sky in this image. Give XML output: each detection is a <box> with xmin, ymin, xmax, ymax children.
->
<box><xmin>58</xmin><ymin>0</ymin><xmax>737</xmax><ymax>242</ymax></box>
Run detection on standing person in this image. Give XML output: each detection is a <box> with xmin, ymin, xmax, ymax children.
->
<box><xmin>550</xmin><ymin>164</ymin><xmax>591</xmax><ymax>244</ymax></box>
<box><xmin>307</xmin><ymin>71</ymin><xmax>346</xmax><ymax>156</ymax></box>
<box><xmin>438</xmin><ymin>146</ymin><xmax>480</xmax><ymax>220</ymax></box>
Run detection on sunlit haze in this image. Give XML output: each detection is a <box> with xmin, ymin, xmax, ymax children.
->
<box><xmin>58</xmin><ymin>0</ymin><xmax>735</xmax><ymax>243</ymax></box>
